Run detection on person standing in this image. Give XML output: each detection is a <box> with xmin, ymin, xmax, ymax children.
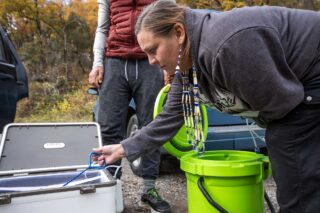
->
<box><xmin>88</xmin><ymin>0</ymin><xmax>171</xmax><ymax>212</ymax></box>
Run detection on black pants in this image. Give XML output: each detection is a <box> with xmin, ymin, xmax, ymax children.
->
<box><xmin>98</xmin><ymin>58</ymin><xmax>164</xmax><ymax>180</ymax></box>
<box><xmin>266</xmin><ymin>103</ymin><xmax>320</xmax><ymax>213</ymax></box>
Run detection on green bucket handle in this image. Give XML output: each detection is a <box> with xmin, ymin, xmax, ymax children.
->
<box><xmin>197</xmin><ymin>177</ymin><xmax>229</xmax><ymax>213</ymax></box>
<box><xmin>262</xmin><ymin>157</ymin><xmax>272</xmax><ymax>180</ymax></box>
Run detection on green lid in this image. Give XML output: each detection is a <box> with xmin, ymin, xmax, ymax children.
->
<box><xmin>153</xmin><ymin>84</ymin><xmax>208</xmax><ymax>158</ymax></box>
<box><xmin>181</xmin><ymin>150</ymin><xmax>271</xmax><ymax>178</ymax></box>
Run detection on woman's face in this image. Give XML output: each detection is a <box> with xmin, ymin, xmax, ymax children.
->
<box><xmin>137</xmin><ymin>28</ymin><xmax>180</xmax><ymax>75</ymax></box>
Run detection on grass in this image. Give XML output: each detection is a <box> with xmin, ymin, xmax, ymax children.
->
<box><xmin>15</xmin><ymin>79</ymin><xmax>97</xmax><ymax>123</ymax></box>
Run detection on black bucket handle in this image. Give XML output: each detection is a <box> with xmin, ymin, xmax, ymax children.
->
<box><xmin>198</xmin><ymin>177</ymin><xmax>276</xmax><ymax>213</ymax></box>
<box><xmin>197</xmin><ymin>177</ymin><xmax>229</xmax><ymax>213</ymax></box>
<box><xmin>264</xmin><ymin>191</ymin><xmax>276</xmax><ymax>213</ymax></box>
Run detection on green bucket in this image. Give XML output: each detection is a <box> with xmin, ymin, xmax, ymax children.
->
<box><xmin>181</xmin><ymin>150</ymin><xmax>271</xmax><ymax>213</ymax></box>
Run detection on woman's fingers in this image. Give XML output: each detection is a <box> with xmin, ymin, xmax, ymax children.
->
<box><xmin>92</xmin><ymin>144</ymin><xmax>126</xmax><ymax>165</ymax></box>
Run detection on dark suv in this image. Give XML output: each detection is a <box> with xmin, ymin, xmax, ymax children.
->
<box><xmin>0</xmin><ymin>26</ymin><xmax>28</xmax><ymax>133</ymax></box>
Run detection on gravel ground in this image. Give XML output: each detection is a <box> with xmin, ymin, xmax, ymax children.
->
<box><xmin>121</xmin><ymin>158</ymin><xmax>279</xmax><ymax>213</ymax></box>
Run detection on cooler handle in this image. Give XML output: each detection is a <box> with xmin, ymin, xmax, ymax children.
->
<box><xmin>197</xmin><ymin>177</ymin><xmax>228</xmax><ymax>213</ymax></box>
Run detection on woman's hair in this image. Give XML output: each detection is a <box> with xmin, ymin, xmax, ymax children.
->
<box><xmin>135</xmin><ymin>0</ymin><xmax>191</xmax><ymax>70</ymax></box>
<box><xmin>135</xmin><ymin>0</ymin><xmax>187</xmax><ymax>37</ymax></box>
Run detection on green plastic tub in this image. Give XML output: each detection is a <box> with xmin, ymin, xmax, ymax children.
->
<box><xmin>181</xmin><ymin>150</ymin><xmax>271</xmax><ymax>213</ymax></box>
<box><xmin>153</xmin><ymin>84</ymin><xmax>208</xmax><ymax>158</ymax></box>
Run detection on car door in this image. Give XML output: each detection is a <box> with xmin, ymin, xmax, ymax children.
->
<box><xmin>0</xmin><ymin>26</ymin><xmax>28</xmax><ymax>100</ymax></box>
<box><xmin>0</xmin><ymin>26</ymin><xmax>28</xmax><ymax>133</ymax></box>
<box><xmin>0</xmin><ymin>33</ymin><xmax>18</xmax><ymax>132</ymax></box>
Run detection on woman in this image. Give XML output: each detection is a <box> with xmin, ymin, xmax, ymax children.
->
<box><xmin>94</xmin><ymin>1</ymin><xmax>320</xmax><ymax>212</ymax></box>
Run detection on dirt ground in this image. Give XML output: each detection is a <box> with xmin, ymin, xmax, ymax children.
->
<box><xmin>120</xmin><ymin>158</ymin><xmax>279</xmax><ymax>213</ymax></box>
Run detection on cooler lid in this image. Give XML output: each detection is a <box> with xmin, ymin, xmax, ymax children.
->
<box><xmin>0</xmin><ymin>122</ymin><xmax>102</xmax><ymax>176</ymax></box>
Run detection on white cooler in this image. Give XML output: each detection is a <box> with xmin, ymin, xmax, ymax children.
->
<box><xmin>0</xmin><ymin>123</ymin><xmax>123</xmax><ymax>213</ymax></box>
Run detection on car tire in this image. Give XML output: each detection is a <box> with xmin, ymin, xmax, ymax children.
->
<box><xmin>126</xmin><ymin>114</ymin><xmax>143</xmax><ymax>177</ymax></box>
<box><xmin>126</xmin><ymin>114</ymin><xmax>138</xmax><ymax>138</ymax></box>
<box><xmin>126</xmin><ymin>114</ymin><xmax>182</xmax><ymax>176</ymax></box>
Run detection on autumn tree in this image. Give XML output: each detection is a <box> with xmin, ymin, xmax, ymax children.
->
<box><xmin>0</xmin><ymin>0</ymin><xmax>98</xmax><ymax>84</ymax></box>
<box><xmin>0</xmin><ymin>0</ymin><xmax>98</xmax><ymax>120</ymax></box>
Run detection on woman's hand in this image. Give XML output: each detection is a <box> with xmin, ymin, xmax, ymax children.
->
<box><xmin>93</xmin><ymin>144</ymin><xmax>126</xmax><ymax>165</ymax></box>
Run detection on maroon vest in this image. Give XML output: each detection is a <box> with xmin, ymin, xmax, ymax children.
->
<box><xmin>106</xmin><ymin>0</ymin><xmax>155</xmax><ymax>59</ymax></box>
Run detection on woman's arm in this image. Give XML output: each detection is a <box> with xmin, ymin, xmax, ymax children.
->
<box><xmin>121</xmin><ymin>75</ymin><xmax>185</xmax><ymax>162</ymax></box>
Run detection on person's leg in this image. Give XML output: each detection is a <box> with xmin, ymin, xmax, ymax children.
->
<box><xmin>132</xmin><ymin>59</ymin><xmax>163</xmax><ymax>182</ymax></box>
<box><xmin>129</xmin><ymin>59</ymin><xmax>170</xmax><ymax>212</ymax></box>
<box><xmin>98</xmin><ymin>58</ymin><xmax>131</xmax><ymax>178</ymax></box>
<box><xmin>266</xmin><ymin>103</ymin><xmax>320</xmax><ymax>213</ymax></box>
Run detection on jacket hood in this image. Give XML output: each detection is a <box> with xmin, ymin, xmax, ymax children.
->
<box><xmin>185</xmin><ymin>9</ymin><xmax>208</xmax><ymax>71</ymax></box>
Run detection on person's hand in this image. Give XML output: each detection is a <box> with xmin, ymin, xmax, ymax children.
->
<box><xmin>89</xmin><ymin>66</ymin><xmax>104</xmax><ymax>88</ymax></box>
<box><xmin>92</xmin><ymin>144</ymin><xmax>126</xmax><ymax>165</ymax></box>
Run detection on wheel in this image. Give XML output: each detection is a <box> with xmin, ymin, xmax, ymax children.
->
<box><xmin>126</xmin><ymin>114</ymin><xmax>138</xmax><ymax>138</ymax></box>
<box><xmin>126</xmin><ymin>114</ymin><xmax>143</xmax><ymax>176</ymax></box>
<box><xmin>126</xmin><ymin>114</ymin><xmax>182</xmax><ymax>176</ymax></box>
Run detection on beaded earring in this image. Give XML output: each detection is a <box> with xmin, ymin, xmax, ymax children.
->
<box><xmin>175</xmin><ymin>47</ymin><xmax>205</xmax><ymax>155</ymax></box>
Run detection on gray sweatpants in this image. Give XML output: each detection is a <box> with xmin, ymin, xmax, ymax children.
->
<box><xmin>98</xmin><ymin>57</ymin><xmax>164</xmax><ymax>180</ymax></box>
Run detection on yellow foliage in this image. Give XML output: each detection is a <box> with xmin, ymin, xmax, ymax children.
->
<box><xmin>236</xmin><ymin>2</ymin><xmax>248</xmax><ymax>8</ymax></box>
<box><xmin>53</xmin><ymin>99</ymin><xmax>71</xmax><ymax>113</ymax></box>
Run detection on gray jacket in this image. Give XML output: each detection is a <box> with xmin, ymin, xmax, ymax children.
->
<box><xmin>121</xmin><ymin>6</ymin><xmax>320</xmax><ymax>162</ymax></box>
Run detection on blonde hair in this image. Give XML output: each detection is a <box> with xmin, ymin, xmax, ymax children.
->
<box><xmin>135</xmin><ymin>0</ymin><xmax>191</xmax><ymax>69</ymax></box>
<box><xmin>135</xmin><ymin>0</ymin><xmax>186</xmax><ymax>37</ymax></box>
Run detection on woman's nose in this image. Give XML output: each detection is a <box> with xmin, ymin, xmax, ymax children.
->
<box><xmin>148</xmin><ymin>55</ymin><xmax>157</xmax><ymax>65</ymax></box>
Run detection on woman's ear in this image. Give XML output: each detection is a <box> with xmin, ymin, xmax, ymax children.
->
<box><xmin>174</xmin><ymin>23</ymin><xmax>186</xmax><ymax>45</ymax></box>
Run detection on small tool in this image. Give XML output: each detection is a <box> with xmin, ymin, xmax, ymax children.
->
<box><xmin>63</xmin><ymin>152</ymin><xmax>106</xmax><ymax>187</ymax></box>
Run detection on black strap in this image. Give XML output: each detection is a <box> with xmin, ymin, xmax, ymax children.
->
<box><xmin>264</xmin><ymin>191</ymin><xmax>276</xmax><ymax>213</ymax></box>
<box><xmin>197</xmin><ymin>177</ymin><xmax>228</xmax><ymax>213</ymax></box>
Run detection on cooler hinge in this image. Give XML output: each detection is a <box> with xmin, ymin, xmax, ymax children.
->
<box><xmin>13</xmin><ymin>173</ymin><xmax>29</xmax><ymax>177</ymax></box>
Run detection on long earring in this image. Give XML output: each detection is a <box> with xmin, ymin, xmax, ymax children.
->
<box><xmin>176</xmin><ymin>46</ymin><xmax>205</xmax><ymax>155</ymax></box>
<box><xmin>178</xmin><ymin>47</ymin><xmax>194</xmax><ymax>150</ymax></box>
<box><xmin>192</xmin><ymin>65</ymin><xmax>205</xmax><ymax>154</ymax></box>
<box><xmin>176</xmin><ymin>47</ymin><xmax>190</xmax><ymax>144</ymax></box>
